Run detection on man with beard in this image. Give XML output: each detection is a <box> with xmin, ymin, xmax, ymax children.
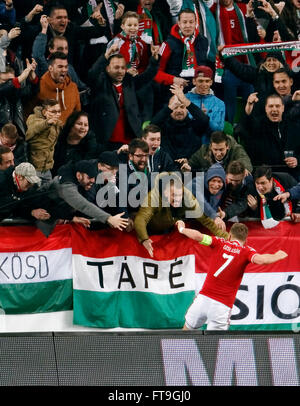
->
<box><xmin>36</xmin><ymin>52</ymin><xmax>81</xmax><ymax>124</ymax></box>
<box><xmin>88</xmin><ymin>39</ymin><xmax>159</xmax><ymax>151</ymax></box>
<box><xmin>54</xmin><ymin>159</ymin><xmax>128</xmax><ymax>231</ymax></box>
<box><xmin>134</xmin><ymin>172</ymin><xmax>228</xmax><ymax>257</ymax></box>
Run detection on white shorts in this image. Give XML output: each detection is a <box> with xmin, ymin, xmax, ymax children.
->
<box><xmin>185</xmin><ymin>294</ymin><xmax>231</xmax><ymax>331</ymax></box>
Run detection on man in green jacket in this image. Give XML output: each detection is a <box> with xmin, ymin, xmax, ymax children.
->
<box><xmin>134</xmin><ymin>171</ymin><xmax>228</xmax><ymax>257</ymax></box>
<box><xmin>178</xmin><ymin>130</ymin><xmax>253</xmax><ymax>174</ymax></box>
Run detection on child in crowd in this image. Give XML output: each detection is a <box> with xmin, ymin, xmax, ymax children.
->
<box><xmin>25</xmin><ymin>99</ymin><xmax>62</xmax><ymax>184</ymax></box>
<box><xmin>106</xmin><ymin>11</ymin><xmax>150</xmax><ymax>75</ymax></box>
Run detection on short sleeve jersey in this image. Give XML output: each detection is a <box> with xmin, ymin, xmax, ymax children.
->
<box><xmin>200</xmin><ymin>237</ymin><xmax>257</xmax><ymax>308</ymax></box>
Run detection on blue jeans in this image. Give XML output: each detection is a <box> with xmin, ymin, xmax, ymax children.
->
<box><xmin>222</xmin><ymin>69</ymin><xmax>254</xmax><ymax>124</ymax></box>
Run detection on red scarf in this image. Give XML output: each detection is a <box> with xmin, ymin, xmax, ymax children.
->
<box><xmin>136</xmin><ymin>4</ymin><xmax>163</xmax><ymax>45</ymax></box>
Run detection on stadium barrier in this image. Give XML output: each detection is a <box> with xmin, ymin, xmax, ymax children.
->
<box><xmin>0</xmin><ymin>220</ymin><xmax>299</xmax><ymax>332</ymax></box>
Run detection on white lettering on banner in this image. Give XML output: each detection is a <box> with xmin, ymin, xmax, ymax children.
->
<box><xmin>268</xmin><ymin>339</ymin><xmax>299</xmax><ymax>386</ymax></box>
<box><xmin>0</xmin><ymin>249</ymin><xmax>72</xmax><ymax>284</ymax></box>
<box><xmin>214</xmin><ymin>339</ymin><xmax>258</xmax><ymax>385</ymax></box>
<box><xmin>161</xmin><ymin>338</ymin><xmax>300</xmax><ymax>386</ymax></box>
<box><xmin>72</xmin><ymin>254</ymin><xmax>195</xmax><ymax>294</ymax></box>
<box><xmin>162</xmin><ymin>339</ymin><xmax>211</xmax><ymax>386</ymax></box>
<box><xmin>194</xmin><ymin>272</ymin><xmax>300</xmax><ymax>325</ymax></box>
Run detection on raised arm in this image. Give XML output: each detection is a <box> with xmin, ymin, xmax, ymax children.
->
<box><xmin>252</xmin><ymin>250</ymin><xmax>288</xmax><ymax>265</ymax></box>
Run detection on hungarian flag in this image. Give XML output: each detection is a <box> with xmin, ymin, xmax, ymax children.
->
<box><xmin>71</xmin><ymin>226</ymin><xmax>196</xmax><ymax>329</ymax></box>
<box><xmin>0</xmin><ymin>225</ymin><xmax>73</xmax><ymax>314</ymax></box>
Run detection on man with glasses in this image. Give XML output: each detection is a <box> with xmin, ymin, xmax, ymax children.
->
<box><xmin>116</xmin><ymin>138</ymin><xmax>152</xmax><ymax>231</ymax></box>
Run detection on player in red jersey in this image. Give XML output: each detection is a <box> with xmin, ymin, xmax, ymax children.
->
<box><xmin>176</xmin><ymin>221</ymin><xmax>288</xmax><ymax>331</ymax></box>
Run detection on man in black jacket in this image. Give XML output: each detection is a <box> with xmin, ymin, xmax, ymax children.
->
<box><xmin>219</xmin><ymin>160</ymin><xmax>255</xmax><ymax>221</ymax></box>
<box><xmin>151</xmin><ymin>83</ymin><xmax>209</xmax><ymax>161</ymax></box>
<box><xmin>87</xmin><ymin>39</ymin><xmax>160</xmax><ymax>152</ymax></box>
<box><xmin>247</xmin><ymin>165</ymin><xmax>298</xmax><ymax>222</ymax></box>
<box><xmin>141</xmin><ymin>123</ymin><xmax>177</xmax><ymax>173</ymax></box>
<box><xmin>240</xmin><ymin>93</ymin><xmax>300</xmax><ymax>181</ymax></box>
<box><xmin>0</xmin><ymin>162</ymin><xmax>47</xmax><ymax>221</ymax></box>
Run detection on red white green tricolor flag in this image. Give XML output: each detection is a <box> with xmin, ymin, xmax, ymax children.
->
<box><xmin>71</xmin><ymin>226</ymin><xmax>196</xmax><ymax>329</ymax></box>
<box><xmin>0</xmin><ymin>225</ymin><xmax>73</xmax><ymax>314</ymax></box>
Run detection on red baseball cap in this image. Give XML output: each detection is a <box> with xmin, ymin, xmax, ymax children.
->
<box><xmin>194</xmin><ymin>65</ymin><xmax>213</xmax><ymax>79</ymax></box>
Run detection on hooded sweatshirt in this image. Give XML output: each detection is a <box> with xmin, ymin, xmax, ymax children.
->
<box><xmin>37</xmin><ymin>72</ymin><xmax>81</xmax><ymax>124</ymax></box>
<box><xmin>203</xmin><ymin>163</ymin><xmax>226</xmax><ymax>219</ymax></box>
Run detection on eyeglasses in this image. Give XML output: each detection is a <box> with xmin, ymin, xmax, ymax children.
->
<box><xmin>133</xmin><ymin>153</ymin><xmax>149</xmax><ymax>158</ymax></box>
<box><xmin>47</xmin><ymin>110</ymin><xmax>61</xmax><ymax>114</ymax></box>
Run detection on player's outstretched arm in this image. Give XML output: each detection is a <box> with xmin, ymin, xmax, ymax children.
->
<box><xmin>176</xmin><ymin>221</ymin><xmax>208</xmax><ymax>244</ymax></box>
<box><xmin>252</xmin><ymin>250</ymin><xmax>288</xmax><ymax>265</ymax></box>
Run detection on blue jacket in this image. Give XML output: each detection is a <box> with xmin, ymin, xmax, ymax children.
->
<box><xmin>186</xmin><ymin>89</ymin><xmax>225</xmax><ymax>135</ymax></box>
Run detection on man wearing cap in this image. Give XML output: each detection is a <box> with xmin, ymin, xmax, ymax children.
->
<box><xmin>0</xmin><ymin>162</ymin><xmax>52</xmax><ymax>221</ymax></box>
<box><xmin>54</xmin><ymin>159</ymin><xmax>128</xmax><ymax>230</ymax></box>
<box><xmin>186</xmin><ymin>65</ymin><xmax>225</xmax><ymax>144</ymax></box>
<box><xmin>84</xmin><ymin>151</ymin><xmax>123</xmax><ymax>217</ymax></box>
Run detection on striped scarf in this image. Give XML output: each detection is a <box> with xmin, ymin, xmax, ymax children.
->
<box><xmin>216</xmin><ymin>1</ymin><xmax>256</xmax><ymax>67</ymax></box>
<box><xmin>137</xmin><ymin>5</ymin><xmax>163</xmax><ymax>45</ymax></box>
<box><xmin>110</xmin><ymin>32</ymin><xmax>146</xmax><ymax>69</ymax></box>
<box><xmin>103</xmin><ymin>0</ymin><xmax>117</xmax><ymax>35</ymax></box>
<box><xmin>178</xmin><ymin>30</ymin><xmax>197</xmax><ymax>78</ymax></box>
<box><xmin>259</xmin><ymin>178</ymin><xmax>292</xmax><ymax>229</ymax></box>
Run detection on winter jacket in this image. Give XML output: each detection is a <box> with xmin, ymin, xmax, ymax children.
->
<box><xmin>203</xmin><ymin>163</ymin><xmax>226</xmax><ymax>219</ymax></box>
<box><xmin>88</xmin><ymin>54</ymin><xmax>159</xmax><ymax>146</ymax></box>
<box><xmin>188</xmin><ymin>134</ymin><xmax>253</xmax><ymax>173</ymax></box>
<box><xmin>53</xmin><ymin>162</ymin><xmax>111</xmax><ymax>223</ymax></box>
<box><xmin>0</xmin><ymin>76</ymin><xmax>39</xmax><ymax>135</ymax></box>
<box><xmin>0</xmin><ymin>166</ymin><xmax>41</xmax><ymax>220</ymax></box>
<box><xmin>238</xmin><ymin>111</ymin><xmax>300</xmax><ymax>179</ymax></box>
<box><xmin>186</xmin><ymin>88</ymin><xmax>225</xmax><ymax>133</ymax></box>
<box><xmin>52</xmin><ymin>129</ymin><xmax>97</xmax><ymax>176</ymax></box>
<box><xmin>37</xmin><ymin>72</ymin><xmax>81</xmax><ymax>124</ymax></box>
<box><xmin>249</xmin><ymin>172</ymin><xmax>297</xmax><ymax>220</ymax></box>
<box><xmin>148</xmin><ymin>148</ymin><xmax>177</xmax><ymax>173</ymax></box>
<box><xmin>134</xmin><ymin>172</ymin><xmax>228</xmax><ymax>242</ymax></box>
<box><xmin>151</xmin><ymin>102</ymin><xmax>209</xmax><ymax>160</ymax></box>
<box><xmin>154</xmin><ymin>23</ymin><xmax>209</xmax><ymax>86</ymax></box>
<box><xmin>32</xmin><ymin>32</ymin><xmax>87</xmax><ymax>91</ymax></box>
<box><xmin>26</xmin><ymin>106</ymin><xmax>62</xmax><ymax>172</ymax></box>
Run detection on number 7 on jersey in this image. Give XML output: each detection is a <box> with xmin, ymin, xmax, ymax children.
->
<box><xmin>214</xmin><ymin>253</ymin><xmax>234</xmax><ymax>277</ymax></box>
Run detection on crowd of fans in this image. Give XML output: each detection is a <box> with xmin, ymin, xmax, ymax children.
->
<box><xmin>0</xmin><ymin>0</ymin><xmax>300</xmax><ymax>255</ymax></box>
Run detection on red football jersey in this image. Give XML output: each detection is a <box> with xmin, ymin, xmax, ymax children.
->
<box><xmin>200</xmin><ymin>237</ymin><xmax>257</xmax><ymax>308</ymax></box>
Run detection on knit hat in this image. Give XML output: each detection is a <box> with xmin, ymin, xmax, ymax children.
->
<box><xmin>75</xmin><ymin>160</ymin><xmax>98</xmax><ymax>178</ymax></box>
<box><xmin>98</xmin><ymin>151</ymin><xmax>120</xmax><ymax>167</ymax></box>
<box><xmin>264</xmin><ymin>51</ymin><xmax>285</xmax><ymax>66</ymax></box>
<box><xmin>205</xmin><ymin>163</ymin><xmax>226</xmax><ymax>185</ymax></box>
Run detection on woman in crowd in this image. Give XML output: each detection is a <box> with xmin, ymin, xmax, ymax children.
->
<box><xmin>52</xmin><ymin>110</ymin><xmax>98</xmax><ymax>176</ymax></box>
